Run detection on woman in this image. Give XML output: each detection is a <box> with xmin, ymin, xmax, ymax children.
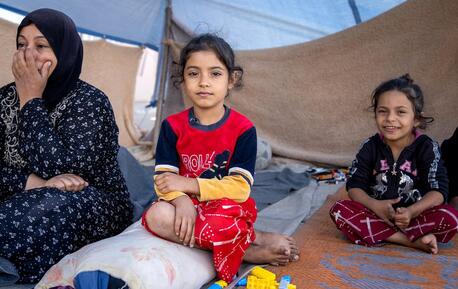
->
<box><xmin>0</xmin><ymin>8</ymin><xmax>132</xmax><ymax>283</ymax></box>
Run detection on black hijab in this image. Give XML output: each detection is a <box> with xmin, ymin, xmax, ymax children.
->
<box><xmin>17</xmin><ymin>8</ymin><xmax>83</xmax><ymax>110</ymax></box>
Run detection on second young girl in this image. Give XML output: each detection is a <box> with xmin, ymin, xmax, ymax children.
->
<box><xmin>330</xmin><ymin>74</ymin><xmax>458</xmax><ymax>254</ymax></box>
<box><xmin>142</xmin><ymin>34</ymin><xmax>299</xmax><ymax>282</ymax></box>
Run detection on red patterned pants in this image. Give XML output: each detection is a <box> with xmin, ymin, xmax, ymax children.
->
<box><xmin>142</xmin><ymin>197</ymin><xmax>257</xmax><ymax>282</ymax></box>
<box><xmin>329</xmin><ymin>200</ymin><xmax>458</xmax><ymax>246</ymax></box>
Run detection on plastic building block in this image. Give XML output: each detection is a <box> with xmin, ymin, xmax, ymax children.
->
<box><xmin>278</xmin><ymin>275</ymin><xmax>291</xmax><ymax>289</ymax></box>
<box><xmin>287</xmin><ymin>284</ymin><xmax>296</xmax><ymax>289</ymax></box>
<box><xmin>250</xmin><ymin>266</ymin><xmax>276</xmax><ymax>281</ymax></box>
<box><xmin>247</xmin><ymin>275</ymin><xmax>277</xmax><ymax>289</ymax></box>
<box><xmin>207</xmin><ymin>280</ymin><xmax>227</xmax><ymax>289</ymax></box>
<box><xmin>236</xmin><ymin>277</ymin><xmax>247</xmax><ymax>286</ymax></box>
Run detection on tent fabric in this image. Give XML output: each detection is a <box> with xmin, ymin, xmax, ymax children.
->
<box><xmin>81</xmin><ymin>41</ymin><xmax>142</xmax><ymax>147</ymax></box>
<box><xmin>0</xmin><ymin>0</ymin><xmax>404</xmax><ymax>51</ymax></box>
<box><xmin>164</xmin><ymin>0</ymin><xmax>458</xmax><ymax>166</ymax></box>
<box><xmin>171</xmin><ymin>0</ymin><xmax>404</xmax><ymax>50</ymax></box>
<box><xmin>0</xmin><ymin>0</ymin><xmax>166</xmax><ymax>50</ymax></box>
<box><xmin>0</xmin><ymin>18</ymin><xmax>142</xmax><ymax>147</ymax></box>
<box><xmin>1</xmin><ymin>0</ymin><xmax>456</xmax><ymax>166</ymax></box>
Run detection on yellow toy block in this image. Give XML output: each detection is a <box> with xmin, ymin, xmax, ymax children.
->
<box><xmin>250</xmin><ymin>266</ymin><xmax>276</xmax><ymax>281</ymax></box>
<box><xmin>207</xmin><ymin>279</ymin><xmax>227</xmax><ymax>289</ymax></box>
<box><xmin>287</xmin><ymin>284</ymin><xmax>296</xmax><ymax>289</ymax></box>
<box><xmin>215</xmin><ymin>280</ymin><xmax>227</xmax><ymax>287</ymax></box>
<box><xmin>247</xmin><ymin>275</ymin><xmax>278</xmax><ymax>289</ymax></box>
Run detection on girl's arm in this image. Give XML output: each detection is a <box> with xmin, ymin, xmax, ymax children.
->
<box><xmin>406</xmin><ymin>190</ymin><xmax>444</xmax><ymax>218</ymax></box>
<box><xmin>156</xmin><ymin>173</ymin><xmax>252</xmax><ymax>203</ymax></box>
<box><xmin>395</xmin><ymin>191</ymin><xmax>443</xmax><ymax>229</ymax></box>
<box><xmin>196</xmin><ymin>175</ymin><xmax>251</xmax><ymax>202</ymax></box>
<box><xmin>348</xmin><ymin>187</ymin><xmax>377</xmax><ymax>207</ymax></box>
<box><xmin>418</xmin><ymin>139</ymin><xmax>449</xmax><ymax>203</ymax></box>
<box><xmin>346</xmin><ymin>138</ymin><xmax>375</xmax><ymax>197</ymax></box>
<box><xmin>395</xmin><ymin>138</ymin><xmax>448</xmax><ymax>229</ymax></box>
<box><xmin>153</xmin><ymin>120</ymin><xmax>186</xmax><ymax>201</ymax></box>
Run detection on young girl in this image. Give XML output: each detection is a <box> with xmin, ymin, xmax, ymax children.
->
<box><xmin>142</xmin><ymin>34</ymin><xmax>298</xmax><ymax>282</ymax></box>
<box><xmin>330</xmin><ymin>74</ymin><xmax>458</xmax><ymax>254</ymax></box>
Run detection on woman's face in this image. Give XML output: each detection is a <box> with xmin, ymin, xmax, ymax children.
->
<box><xmin>17</xmin><ymin>24</ymin><xmax>58</xmax><ymax>76</ymax></box>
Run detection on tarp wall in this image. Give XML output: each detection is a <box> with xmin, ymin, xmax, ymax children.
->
<box><xmin>0</xmin><ymin>0</ymin><xmax>404</xmax><ymax>51</ymax></box>
<box><xmin>0</xmin><ymin>0</ymin><xmax>166</xmax><ymax>49</ymax></box>
<box><xmin>166</xmin><ymin>0</ymin><xmax>458</xmax><ymax>166</ymax></box>
<box><xmin>0</xmin><ymin>18</ymin><xmax>142</xmax><ymax>147</ymax></box>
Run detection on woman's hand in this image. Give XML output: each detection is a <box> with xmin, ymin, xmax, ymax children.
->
<box><xmin>25</xmin><ymin>173</ymin><xmax>46</xmax><ymax>190</ymax></box>
<box><xmin>171</xmin><ymin>195</ymin><xmax>196</xmax><ymax>247</ymax></box>
<box><xmin>155</xmin><ymin>172</ymin><xmax>199</xmax><ymax>195</ymax></box>
<box><xmin>394</xmin><ymin>207</ymin><xmax>412</xmax><ymax>229</ymax></box>
<box><xmin>45</xmin><ymin>174</ymin><xmax>88</xmax><ymax>192</ymax></box>
<box><xmin>12</xmin><ymin>48</ymin><xmax>52</xmax><ymax>108</ymax></box>
<box><xmin>369</xmin><ymin>198</ymin><xmax>400</xmax><ymax>226</ymax></box>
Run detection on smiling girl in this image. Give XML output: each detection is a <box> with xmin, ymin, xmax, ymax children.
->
<box><xmin>330</xmin><ymin>74</ymin><xmax>458</xmax><ymax>254</ymax></box>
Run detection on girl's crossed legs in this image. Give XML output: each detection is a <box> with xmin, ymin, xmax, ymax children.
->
<box><xmin>143</xmin><ymin>200</ymin><xmax>299</xmax><ymax>280</ymax></box>
<box><xmin>330</xmin><ymin>199</ymin><xmax>458</xmax><ymax>254</ymax></box>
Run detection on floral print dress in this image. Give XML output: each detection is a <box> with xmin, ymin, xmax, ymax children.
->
<box><xmin>0</xmin><ymin>80</ymin><xmax>132</xmax><ymax>283</ymax></box>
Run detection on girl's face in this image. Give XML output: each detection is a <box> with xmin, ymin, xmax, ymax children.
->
<box><xmin>375</xmin><ymin>90</ymin><xmax>420</xmax><ymax>147</ymax></box>
<box><xmin>182</xmin><ymin>50</ymin><xmax>234</xmax><ymax>112</ymax></box>
<box><xmin>17</xmin><ymin>24</ymin><xmax>58</xmax><ymax>76</ymax></box>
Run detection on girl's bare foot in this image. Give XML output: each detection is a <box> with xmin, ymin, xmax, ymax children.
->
<box><xmin>244</xmin><ymin>244</ymin><xmax>290</xmax><ymax>265</ymax></box>
<box><xmin>244</xmin><ymin>230</ymin><xmax>300</xmax><ymax>265</ymax></box>
<box><xmin>414</xmin><ymin>234</ymin><xmax>438</xmax><ymax>254</ymax></box>
<box><xmin>386</xmin><ymin>231</ymin><xmax>439</xmax><ymax>254</ymax></box>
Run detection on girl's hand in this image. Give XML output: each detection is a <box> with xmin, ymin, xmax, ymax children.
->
<box><xmin>394</xmin><ymin>207</ymin><xmax>412</xmax><ymax>229</ymax></box>
<box><xmin>12</xmin><ymin>48</ymin><xmax>52</xmax><ymax>108</ymax></box>
<box><xmin>369</xmin><ymin>198</ymin><xmax>400</xmax><ymax>226</ymax></box>
<box><xmin>155</xmin><ymin>173</ymin><xmax>199</xmax><ymax>194</ymax></box>
<box><xmin>171</xmin><ymin>195</ymin><xmax>196</xmax><ymax>247</ymax></box>
<box><xmin>45</xmin><ymin>174</ymin><xmax>88</xmax><ymax>192</ymax></box>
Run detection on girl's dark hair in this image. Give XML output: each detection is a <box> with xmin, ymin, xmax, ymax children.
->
<box><xmin>172</xmin><ymin>33</ymin><xmax>243</xmax><ymax>89</ymax></box>
<box><xmin>370</xmin><ymin>74</ymin><xmax>434</xmax><ymax>129</ymax></box>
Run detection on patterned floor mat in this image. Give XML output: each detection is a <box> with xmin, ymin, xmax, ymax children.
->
<box><xmin>269</xmin><ymin>187</ymin><xmax>458</xmax><ymax>289</ymax></box>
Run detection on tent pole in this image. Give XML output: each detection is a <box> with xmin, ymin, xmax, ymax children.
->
<box><xmin>151</xmin><ymin>0</ymin><xmax>173</xmax><ymax>155</ymax></box>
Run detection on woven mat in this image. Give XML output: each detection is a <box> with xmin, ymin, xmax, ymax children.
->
<box><xmin>269</xmin><ymin>187</ymin><xmax>458</xmax><ymax>289</ymax></box>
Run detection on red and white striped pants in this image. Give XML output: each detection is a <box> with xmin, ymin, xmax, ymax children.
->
<box><xmin>329</xmin><ymin>199</ymin><xmax>458</xmax><ymax>246</ymax></box>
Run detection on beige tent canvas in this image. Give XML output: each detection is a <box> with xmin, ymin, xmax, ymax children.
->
<box><xmin>1</xmin><ymin>0</ymin><xmax>456</xmax><ymax>167</ymax></box>
<box><xmin>157</xmin><ymin>0</ymin><xmax>458</xmax><ymax>166</ymax></box>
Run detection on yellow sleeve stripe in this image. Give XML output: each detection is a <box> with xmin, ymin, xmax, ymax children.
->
<box><xmin>229</xmin><ymin>167</ymin><xmax>254</xmax><ymax>185</ymax></box>
<box><xmin>197</xmin><ymin>175</ymin><xmax>250</xmax><ymax>203</ymax></box>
